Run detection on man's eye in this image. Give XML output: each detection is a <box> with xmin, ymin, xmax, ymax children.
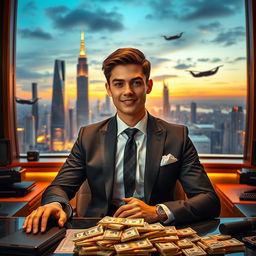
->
<box><xmin>114</xmin><ymin>82</ymin><xmax>123</xmax><ymax>87</ymax></box>
<box><xmin>133</xmin><ymin>80</ymin><xmax>142</xmax><ymax>86</ymax></box>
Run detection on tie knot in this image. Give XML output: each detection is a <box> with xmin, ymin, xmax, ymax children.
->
<box><xmin>124</xmin><ymin>128</ymin><xmax>139</xmax><ymax>139</ymax></box>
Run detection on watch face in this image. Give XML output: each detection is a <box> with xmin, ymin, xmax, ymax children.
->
<box><xmin>157</xmin><ymin>206</ymin><xmax>167</xmax><ymax>222</ymax></box>
<box><xmin>157</xmin><ymin>206</ymin><xmax>164</xmax><ymax>214</ymax></box>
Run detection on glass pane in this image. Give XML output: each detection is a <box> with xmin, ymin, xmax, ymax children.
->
<box><xmin>16</xmin><ymin>0</ymin><xmax>246</xmax><ymax>155</ymax></box>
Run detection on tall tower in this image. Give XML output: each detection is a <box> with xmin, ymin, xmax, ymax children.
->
<box><xmin>32</xmin><ymin>82</ymin><xmax>39</xmax><ymax>143</ymax></box>
<box><xmin>76</xmin><ymin>31</ymin><xmax>89</xmax><ymax>131</ymax></box>
<box><xmin>69</xmin><ymin>108</ymin><xmax>74</xmax><ymax>141</ymax></box>
<box><xmin>230</xmin><ymin>106</ymin><xmax>244</xmax><ymax>154</ymax></box>
<box><xmin>163</xmin><ymin>81</ymin><xmax>170</xmax><ymax>119</ymax></box>
<box><xmin>105</xmin><ymin>94</ymin><xmax>111</xmax><ymax>113</ymax></box>
<box><xmin>50</xmin><ymin>59</ymin><xmax>65</xmax><ymax>151</ymax></box>
<box><xmin>190</xmin><ymin>102</ymin><xmax>197</xmax><ymax>124</ymax></box>
<box><xmin>25</xmin><ymin>115</ymin><xmax>35</xmax><ymax>151</ymax></box>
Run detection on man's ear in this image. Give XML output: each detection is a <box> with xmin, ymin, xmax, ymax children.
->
<box><xmin>146</xmin><ymin>79</ymin><xmax>153</xmax><ymax>94</ymax></box>
<box><xmin>105</xmin><ymin>83</ymin><xmax>112</xmax><ymax>96</ymax></box>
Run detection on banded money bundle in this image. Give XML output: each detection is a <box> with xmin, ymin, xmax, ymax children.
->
<box><xmin>72</xmin><ymin>216</ymin><xmax>245</xmax><ymax>256</ymax></box>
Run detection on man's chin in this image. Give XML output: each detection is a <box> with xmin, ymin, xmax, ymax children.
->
<box><xmin>119</xmin><ymin>107</ymin><xmax>145</xmax><ymax>117</ymax></box>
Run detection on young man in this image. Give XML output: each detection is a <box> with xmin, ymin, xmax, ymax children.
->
<box><xmin>23</xmin><ymin>48</ymin><xmax>220</xmax><ymax>234</ymax></box>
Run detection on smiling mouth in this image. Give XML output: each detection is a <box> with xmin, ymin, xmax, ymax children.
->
<box><xmin>121</xmin><ymin>99</ymin><xmax>137</xmax><ymax>105</ymax></box>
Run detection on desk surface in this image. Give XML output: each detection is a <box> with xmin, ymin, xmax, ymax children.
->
<box><xmin>0</xmin><ymin>217</ymin><xmax>255</xmax><ymax>256</ymax></box>
<box><xmin>215</xmin><ymin>184</ymin><xmax>256</xmax><ymax>204</ymax></box>
<box><xmin>0</xmin><ymin>182</ymin><xmax>49</xmax><ymax>202</ymax></box>
<box><xmin>0</xmin><ymin>182</ymin><xmax>49</xmax><ymax>216</ymax></box>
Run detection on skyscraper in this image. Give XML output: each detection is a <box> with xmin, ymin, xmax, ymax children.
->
<box><xmin>69</xmin><ymin>108</ymin><xmax>74</xmax><ymax>141</ymax></box>
<box><xmin>175</xmin><ymin>104</ymin><xmax>181</xmax><ymax>121</ymax></box>
<box><xmin>32</xmin><ymin>82</ymin><xmax>38</xmax><ymax>143</ymax></box>
<box><xmin>190</xmin><ymin>102</ymin><xmax>197</xmax><ymax>124</ymax></box>
<box><xmin>163</xmin><ymin>81</ymin><xmax>170</xmax><ymax>120</ymax></box>
<box><xmin>25</xmin><ymin>115</ymin><xmax>35</xmax><ymax>151</ymax></box>
<box><xmin>231</xmin><ymin>106</ymin><xmax>244</xmax><ymax>154</ymax></box>
<box><xmin>105</xmin><ymin>94</ymin><xmax>111</xmax><ymax>114</ymax></box>
<box><xmin>76</xmin><ymin>31</ymin><xmax>89</xmax><ymax>130</ymax></box>
<box><xmin>50</xmin><ymin>59</ymin><xmax>65</xmax><ymax>151</ymax></box>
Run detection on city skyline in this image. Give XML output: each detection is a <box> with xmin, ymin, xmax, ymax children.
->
<box><xmin>15</xmin><ymin>0</ymin><xmax>247</xmax><ymax>154</ymax></box>
<box><xmin>16</xmin><ymin>0</ymin><xmax>247</xmax><ymax>107</ymax></box>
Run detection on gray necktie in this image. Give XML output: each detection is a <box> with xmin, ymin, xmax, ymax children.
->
<box><xmin>123</xmin><ymin>128</ymin><xmax>139</xmax><ymax>198</ymax></box>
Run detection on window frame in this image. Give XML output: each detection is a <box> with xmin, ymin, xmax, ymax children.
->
<box><xmin>1</xmin><ymin>0</ymin><xmax>256</xmax><ymax>165</ymax></box>
<box><xmin>0</xmin><ymin>0</ymin><xmax>18</xmax><ymax>161</ymax></box>
<box><xmin>244</xmin><ymin>0</ymin><xmax>256</xmax><ymax>166</ymax></box>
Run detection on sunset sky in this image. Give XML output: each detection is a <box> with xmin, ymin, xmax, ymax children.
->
<box><xmin>16</xmin><ymin>0</ymin><xmax>247</xmax><ymax>108</ymax></box>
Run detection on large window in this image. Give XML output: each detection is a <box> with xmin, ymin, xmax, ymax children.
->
<box><xmin>16</xmin><ymin>0</ymin><xmax>247</xmax><ymax>156</ymax></box>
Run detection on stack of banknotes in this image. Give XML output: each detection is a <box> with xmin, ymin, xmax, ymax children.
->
<box><xmin>72</xmin><ymin>216</ymin><xmax>245</xmax><ymax>256</ymax></box>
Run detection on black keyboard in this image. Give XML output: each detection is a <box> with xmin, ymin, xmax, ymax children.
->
<box><xmin>239</xmin><ymin>189</ymin><xmax>256</xmax><ymax>201</ymax></box>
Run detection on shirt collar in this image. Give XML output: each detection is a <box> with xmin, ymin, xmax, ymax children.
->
<box><xmin>117</xmin><ymin>112</ymin><xmax>148</xmax><ymax>136</ymax></box>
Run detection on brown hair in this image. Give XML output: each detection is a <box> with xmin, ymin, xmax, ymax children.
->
<box><xmin>102</xmin><ymin>48</ymin><xmax>151</xmax><ymax>84</ymax></box>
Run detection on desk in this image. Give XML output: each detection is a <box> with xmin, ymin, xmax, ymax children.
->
<box><xmin>215</xmin><ymin>184</ymin><xmax>256</xmax><ymax>217</ymax></box>
<box><xmin>0</xmin><ymin>217</ymin><xmax>255</xmax><ymax>255</ymax></box>
<box><xmin>0</xmin><ymin>182</ymin><xmax>49</xmax><ymax>216</ymax></box>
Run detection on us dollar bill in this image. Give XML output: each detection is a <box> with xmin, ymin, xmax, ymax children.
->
<box><xmin>103</xmin><ymin>229</ymin><xmax>122</xmax><ymax>241</ymax></box>
<box><xmin>73</xmin><ymin>226</ymin><xmax>104</xmax><ymax>241</ymax></box>
<box><xmin>121</xmin><ymin>227</ymin><xmax>140</xmax><ymax>242</ymax></box>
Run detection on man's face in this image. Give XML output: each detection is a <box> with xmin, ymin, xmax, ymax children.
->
<box><xmin>105</xmin><ymin>64</ymin><xmax>153</xmax><ymax>119</ymax></box>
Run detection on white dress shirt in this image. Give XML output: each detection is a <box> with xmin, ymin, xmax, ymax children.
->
<box><xmin>112</xmin><ymin>112</ymin><xmax>174</xmax><ymax>223</ymax></box>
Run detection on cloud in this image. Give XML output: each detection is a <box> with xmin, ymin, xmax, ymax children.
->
<box><xmin>234</xmin><ymin>56</ymin><xmax>246</xmax><ymax>62</ymax></box>
<box><xmin>197</xmin><ymin>58</ymin><xmax>209</xmax><ymax>62</ymax></box>
<box><xmin>180</xmin><ymin>0</ymin><xmax>242</xmax><ymax>21</ymax></box>
<box><xmin>197</xmin><ymin>57</ymin><xmax>221</xmax><ymax>63</ymax></box>
<box><xmin>23</xmin><ymin>1</ymin><xmax>37</xmax><ymax>15</ymax></box>
<box><xmin>152</xmin><ymin>74</ymin><xmax>178</xmax><ymax>80</ymax></box>
<box><xmin>18</xmin><ymin>28</ymin><xmax>53</xmax><ymax>40</ymax></box>
<box><xmin>174</xmin><ymin>63</ymin><xmax>193</xmax><ymax>70</ymax></box>
<box><xmin>16</xmin><ymin>66</ymin><xmax>52</xmax><ymax>80</ymax></box>
<box><xmin>198</xmin><ymin>21</ymin><xmax>221</xmax><ymax>33</ymax></box>
<box><xmin>89</xmin><ymin>60</ymin><xmax>102</xmax><ymax>65</ymax></box>
<box><xmin>210</xmin><ymin>26</ymin><xmax>245</xmax><ymax>46</ymax></box>
<box><xmin>149</xmin><ymin>56</ymin><xmax>171</xmax><ymax>66</ymax></box>
<box><xmin>145</xmin><ymin>0</ymin><xmax>176</xmax><ymax>20</ymax></box>
<box><xmin>44</xmin><ymin>5</ymin><xmax>69</xmax><ymax>17</ymax></box>
<box><xmin>45</xmin><ymin>6</ymin><xmax>124</xmax><ymax>32</ymax></box>
<box><xmin>225</xmin><ymin>56</ymin><xmax>246</xmax><ymax>64</ymax></box>
<box><xmin>211</xmin><ymin>58</ymin><xmax>222</xmax><ymax>63</ymax></box>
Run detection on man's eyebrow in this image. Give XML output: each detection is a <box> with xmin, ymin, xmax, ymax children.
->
<box><xmin>111</xmin><ymin>77</ymin><xmax>143</xmax><ymax>83</ymax></box>
<box><xmin>131</xmin><ymin>77</ymin><xmax>143</xmax><ymax>81</ymax></box>
<box><xmin>112</xmin><ymin>79</ymin><xmax>124</xmax><ymax>82</ymax></box>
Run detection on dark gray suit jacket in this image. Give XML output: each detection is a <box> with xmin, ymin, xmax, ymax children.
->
<box><xmin>42</xmin><ymin>114</ymin><xmax>220</xmax><ymax>225</ymax></box>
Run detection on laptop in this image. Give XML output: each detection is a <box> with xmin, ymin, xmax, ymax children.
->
<box><xmin>0</xmin><ymin>181</ymin><xmax>36</xmax><ymax>197</ymax></box>
<box><xmin>0</xmin><ymin>226</ymin><xmax>66</xmax><ymax>255</ymax></box>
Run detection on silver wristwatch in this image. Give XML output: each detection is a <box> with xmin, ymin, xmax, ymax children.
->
<box><xmin>156</xmin><ymin>205</ymin><xmax>168</xmax><ymax>222</ymax></box>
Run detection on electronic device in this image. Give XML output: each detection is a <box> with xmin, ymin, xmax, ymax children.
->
<box><xmin>0</xmin><ymin>139</ymin><xmax>11</xmax><ymax>166</ymax></box>
<box><xmin>0</xmin><ymin>227</ymin><xmax>66</xmax><ymax>255</ymax></box>
<box><xmin>238</xmin><ymin>168</ymin><xmax>256</xmax><ymax>186</ymax></box>
<box><xmin>0</xmin><ymin>181</ymin><xmax>35</xmax><ymax>197</ymax></box>
<box><xmin>219</xmin><ymin>219</ymin><xmax>256</xmax><ymax>235</ymax></box>
<box><xmin>0</xmin><ymin>166</ymin><xmax>25</xmax><ymax>184</ymax></box>
<box><xmin>27</xmin><ymin>151</ymin><xmax>39</xmax><ymax>161</ymax></box>
<box><xmin>239</xmin><ymin>189</ymin><xmax>256</xmax><ymax>201</ymax></box>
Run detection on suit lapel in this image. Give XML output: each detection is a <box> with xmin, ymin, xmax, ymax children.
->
<box><xmin>100</xmin><ymin>116</ymin><xmax>117</xmax><ymax>202</ymax></box>
<box><xmin>144</xmin><ymin>114</ymin><xmax>166</xmax><ymax>204</ymax></box>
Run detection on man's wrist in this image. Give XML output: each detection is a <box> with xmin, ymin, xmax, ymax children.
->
<box><xmin>155</xmin><ymin>205</ymin><xmax>168</xmax><ymax>222</ymax></box>
<box><xmin>49</xmin><ymin>202</ymin><xmax>63</xmax><ymax>209</ymax></box>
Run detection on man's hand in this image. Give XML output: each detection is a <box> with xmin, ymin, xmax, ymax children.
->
<box><xmin>22</xmin><ymin>202</ymin><xmax>67</xmax><ymax>234</ymax></box>
<box><xmin>113</xmin><ymin>198</ymin><xmax>159</xmax><ymax>223</ymax></box>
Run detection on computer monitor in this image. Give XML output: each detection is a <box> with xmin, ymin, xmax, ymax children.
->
<box><xmin>0</xmin><ymin>139</ymin><xmax>11</xmax><ymax>166</ymax></box>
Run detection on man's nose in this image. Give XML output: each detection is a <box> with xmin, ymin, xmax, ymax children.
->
<box><xmin>123</xmin><ymin>84</ymin><xmax>134</xmax><ymax>95</ymax></box>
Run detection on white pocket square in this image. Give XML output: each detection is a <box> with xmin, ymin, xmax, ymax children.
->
<box><xmin>160</xmin><ymin>153</ymin><xmax>178</xmax><ymax>166</ymax></box>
